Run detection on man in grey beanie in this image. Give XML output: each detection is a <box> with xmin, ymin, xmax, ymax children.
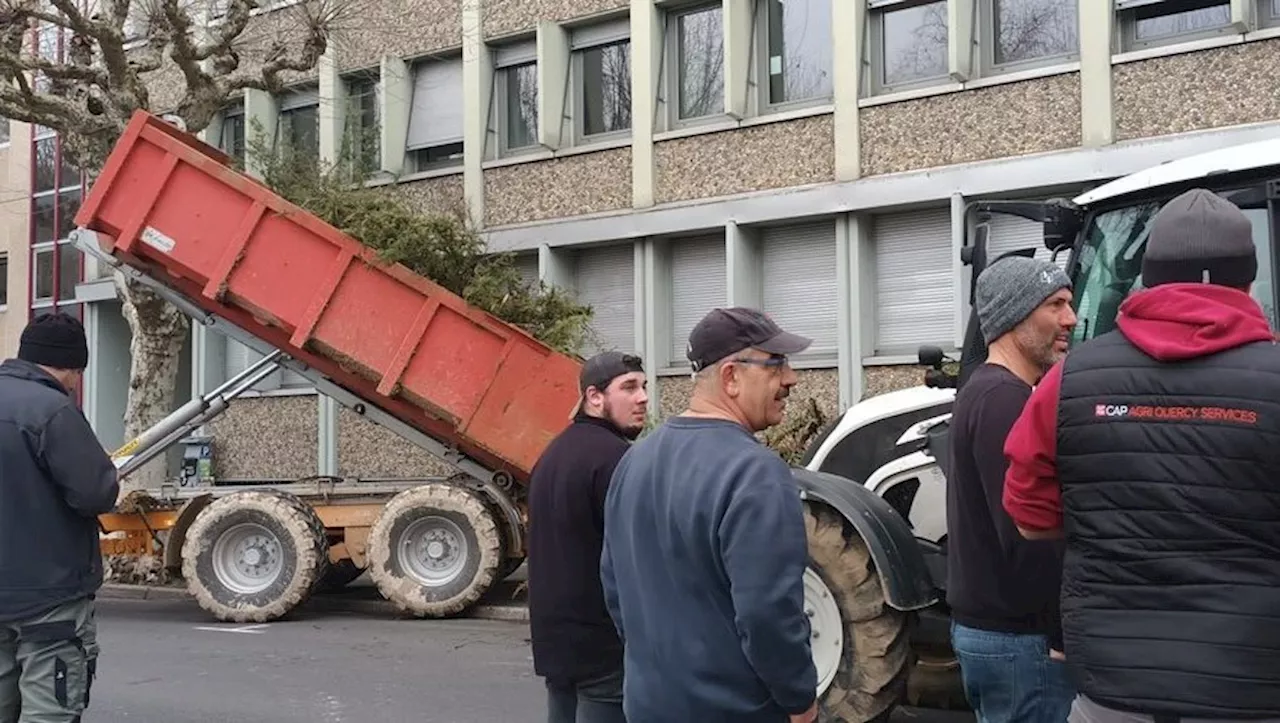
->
<box><xmin>945</xmin><ymin>253</ymin><xmax>1078</xmax><ymax>722</ymax></box>
<box><xmin>1004</xmin><ymin>188</ymin><xmax>1280</xmax><ymax>722</ymax></box>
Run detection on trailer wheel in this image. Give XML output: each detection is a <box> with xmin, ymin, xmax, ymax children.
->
<box><xmin>367</xmin><ymin>483</ymin><xmax>503</xmax><ymax>618</ymax></box>
<box><xmin>181</xmin><ymin>490</ymin><xmax>328</xmax><ymax>623</ymax></box>
<box><xmin>805</xmin><ymin>501</ymin><xmax>912</xmax><ymax>722</ymax></box>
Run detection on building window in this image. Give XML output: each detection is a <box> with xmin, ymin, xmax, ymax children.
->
<box><xmin>984</xmin><ymin>0</ymin><xmax>1077</xmax><ymax>70</ymax></box>
<box><xmin>343</xmin><ymin>70</ymin><xmax>381</xmax><ymax>172</ymax></box>
<box><xmin>407</xmin><ymin>56</ymin><xmax>464</xmax><ymax>171</ymax></box>
<box><xmin>30</xmin><ymin>131</ymin><xmax>84</xmax><ymax>314</ymax></box>
<box><xmin>672</xmin><ymin>3</ymin><xmax>725</xmax><ymax>121</ymax></box>
<box><xmin>1117</xmin><ymin>0</ymin><xmax>1233</xmax><ymax>52</ymax></box>
<box><xmin>503</xmin><ymin>61</ymin><xmax>539</xmax><ymax>151</ymax></box>
<box><xmin>0</xmin><ymin>253</ymin><xmax>8</xmax><ymax>308</ymax></box>
<box><xmin>277</xmin><ymin>87</ymin><xmax>319</xmax><ymax>161</ymax></box>
<box><xmin>569</xmin><ymin>19</ymin><xmax>633</xmax><ymax>142</ymax></box>
<box><xmin>870</xmin><ymin>0</ymin><xmax>949</xmax><ymax>93</ymax></box>
<box><xmin>763</xmin><ymin>0</ymin><xmax>834</xmax><ymax>107</ymax></box>
<box><xmin>217</xmin><ymin>105</ymin><xmax>246</xmax><ymax>161</ymax></box>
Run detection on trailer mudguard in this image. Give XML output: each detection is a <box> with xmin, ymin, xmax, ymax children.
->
<box><xmin>792</xmin><ymin>468</ymin><xmax>939</xmax><ymax>612</ymax></box>
<box><xmin>162</xmin><ymin>493</ymin><xmax>213</xmax><ymax>572</ymax></box>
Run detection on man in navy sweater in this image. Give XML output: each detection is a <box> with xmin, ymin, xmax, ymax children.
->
<box><xmin>528</xmin><ymin>351</ymin><xmax>649</xmax><ymax>723</ymax></box>
<box><xmin>601</xmin><ymin>307</ymin><xmax>818</xmax><ymax>723</ymax></box>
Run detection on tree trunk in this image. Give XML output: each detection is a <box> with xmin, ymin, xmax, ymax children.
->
<box><xmin>114</xmin><ymin>270</ymin><xmax>189</xmax><ymax>495</ymax></box>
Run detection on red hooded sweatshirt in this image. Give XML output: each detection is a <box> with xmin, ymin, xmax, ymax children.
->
<box><xmin>1002</xmin><ymin>283</ymin><xmax>1276</xmax><ymax>532</ymax></box>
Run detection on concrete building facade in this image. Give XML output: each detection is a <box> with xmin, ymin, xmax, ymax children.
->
<box><xmin>3</xmin><ymin>0</ymin><xmax>1280</xmax><ymax>481</ymax></box>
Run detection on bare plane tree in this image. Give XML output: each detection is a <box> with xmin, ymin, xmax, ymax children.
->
<box><xmin>0</xmin><ymin>0</ymin><xmax>362</xmax><ymax>494</ymax></box>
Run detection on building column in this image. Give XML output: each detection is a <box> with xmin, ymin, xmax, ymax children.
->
<box><xmin>835</xmin><ymin>213</ymin><xmax>861</xmax><ymax>411</ymax></box>
<box><xmin>318</xmin><ymin>48</ymin><xmax>345</xmax><ymax>165</ymax></box>
<box><xmin>630</xmin><ymin>0</ymin><xmax>661</xmax><ymax>208</ymax></box>
<box><xmin>463</xmin><ymin>0</ymin><xmax>493</xmax><ymax>227</ymax></box>
<box><xmin>1079</xmin><ymin>0</ymin><xmax>1114</xmax><ymax>148</ymax></box>
<box><xmin>832</xmin><ymin>0</ymin><xmax>864</xmax><ymax>181</ymax></box>
<box><xmin>849</xmin><ymin>212</ymin><xmax>876</xmax><ymax>403</ymax></box>
<box><xmin>725</xmin><ymin>221</ymin><xmax>762</xmax><ymax>308</ymax></box>
<box><xmin>243</xmin><ymin>89</ymin><xmax>278</xmax><ymax>179</ymax></box>
<box><xmin>539</xmin><ymin>243</ymin><xmax>575</xmax><ymax>290</ymax></box>
<box><xmin>317</xmin><ymin>46</ymin><xmax>344</xmax><ymax>477</ymax></box>
<box><xmin>636</xmin><ymin>238</ymin><xmax>664</xmax><ymax>419</ymax></box>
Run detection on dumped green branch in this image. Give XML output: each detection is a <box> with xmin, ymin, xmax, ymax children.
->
<box><xmin>244</xmin><ymin>121</ymin><xmax>595</xmax><ymax>357</ymax></box>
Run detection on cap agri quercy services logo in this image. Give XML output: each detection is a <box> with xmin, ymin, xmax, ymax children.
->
<box><xmin>1095</xmin><ymin>402</ymin><xmax>1259</xmax><ymax>425</ymax></box>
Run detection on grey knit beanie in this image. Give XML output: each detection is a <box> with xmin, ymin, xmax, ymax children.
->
<box><xmin>1142</xmin><ymin>188</ymin><xmax>1257</xmax><ymax>288</ymax></box>
<box><xmin>975</xmin><ymin>255</ymin><xmax>1072</xmax><ymax>345</ymax></box>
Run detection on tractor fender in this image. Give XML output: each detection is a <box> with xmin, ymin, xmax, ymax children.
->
<box><xmin>792</xmin><ymin>468</ymin><xmax>939</xmax><ymax>613</ymax></box>
<box><xmin>162</xmin><ymin>493</ymin><xmax>214</xmax><ymax>573</ymax></box>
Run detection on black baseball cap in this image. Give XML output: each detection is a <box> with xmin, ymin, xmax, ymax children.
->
<box><xmin>571</xmin><ymin>351</ymin><xmax>645</xmax><ymax>418</ymax></box>
<box><xmin>686</xmin><ymin>307</ymin><xmax>811</xmax><ymax>372</ymax></box>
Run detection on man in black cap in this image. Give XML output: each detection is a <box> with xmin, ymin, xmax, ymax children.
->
<box><xmin>601</xmin><ymin>308</ymin><xmax>818</xmax><ymax>723</ymax></box>
<box><xmin>528</xmin><ymin>351</ymin><xmax>648</xmax><ymax>723</ymax></box>
<box><xmin>1004</xmin><ymin>188</ymin><xmax>1280</xmax><ymax>721</ymax></box>
<box><xmin>0</xmin><ymin>312</ymin><xmax>119</xmax><ymax>723</ymax></box>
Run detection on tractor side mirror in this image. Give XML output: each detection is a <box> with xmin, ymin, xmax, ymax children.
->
<box><xmin>918</xmin><ymin>345</ymin><xmax>946</xmax><ymax>368</ymax></box>
<box><xmin>1043</xmin><ymin>199</ymin><xmax>1084</xmax><ymax>253</ymax></box>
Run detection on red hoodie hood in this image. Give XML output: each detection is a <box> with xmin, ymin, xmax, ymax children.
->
<box><xmin>1116</xmin><ymin>283</ymin><xmax>1275</xmax><ymax>362</ymax></box>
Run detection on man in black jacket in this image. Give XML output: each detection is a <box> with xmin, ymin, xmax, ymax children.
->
<box><xmin>945</xmin><ymin>256</ymin><xmax>1077</xmax><ymax>723</ymax></box>
<box><xmin>0</xmin><ymin>313</ymin><xmax>120</xmax><ymax>723</ymax></box>
<box><xmin>528</xmin><ymin>351</ymin><xmax>648</xmax><ymax>723</ymax></box>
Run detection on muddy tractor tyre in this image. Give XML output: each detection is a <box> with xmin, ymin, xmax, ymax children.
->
<box><xmin>367</xmin><ymin>483</ymin><xmax>504</xmax><ymax>618</ymax></box>
<box><xmin>181</xmin><ymin>490</ymin><xmax>329</xmax><ymax>623</ymax></box>
<box><xmin>315</xmin><ymin>558</ymin><xmax>366</xmax><ymax>593</ymax></box>
<box><xmin>805</xmin><ymin>501</ymin><xmax>913</xmax><ymax>723</ymax></box>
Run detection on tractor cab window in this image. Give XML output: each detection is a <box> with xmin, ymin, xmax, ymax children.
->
<box><xmin>1070</xmin><ymin>185</ymin><xmax>1278</xmax><ymax>345</ymax></box>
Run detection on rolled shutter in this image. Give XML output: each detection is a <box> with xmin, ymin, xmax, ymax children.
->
<box><xmin>874</xmin><ymin>209</ymin><xmax>954</xmax><ymax>355</ymax></box>
<box><xmin>572</xmin><ymin>18</ymin><xmax>630</xmax><ymax>49</ymax></box>
<box><xmin>669</xmin><ymin>234</ymin><xmax>726</xmax><ymax>366</ymax></box>
<box><xmin>761</xmin><ymin>220</ymin><xmax>839</xmax><ymax>360</ymax></box>
<box><xmin>406</xmin><ymin>57</ymin><xmax>464</xmax><ymax>150</ymax></box>
<box><xmin>515</xmin><ymin>253</ymin><xmax>540</xmax><ymax>288</ymax></box>
<box><xmin>225</xmin><ymin>338</ymin><xmax>282</xmax><ymax>391</ymax></box>
<box><xmin>576</xmin><ymin>244</ymin><xmax>636</xmax><ymax>355</ymax></box>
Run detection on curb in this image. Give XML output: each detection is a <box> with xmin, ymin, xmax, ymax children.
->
<box><xmin>99</xmin><ymin>583</ymin><xmax>530</xmax><ymax>623</ymax></box>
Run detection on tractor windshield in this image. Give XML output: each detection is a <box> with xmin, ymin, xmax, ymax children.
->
<box><xmin>1069</xmin><ymin>187</ymin><xmax>1278</xmax><ymax>345</ymax></box>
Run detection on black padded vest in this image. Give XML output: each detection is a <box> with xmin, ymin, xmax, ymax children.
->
<box><xmin>1056</xmin><ymin>331</ymin><xmax>1280</xmax><ymax>719</ymax></box>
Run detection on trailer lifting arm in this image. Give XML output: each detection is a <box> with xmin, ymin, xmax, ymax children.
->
<box><xmin>111</xmin><ymin>350</ymin><xmax>286</xmax><ymax>480</ymax></box>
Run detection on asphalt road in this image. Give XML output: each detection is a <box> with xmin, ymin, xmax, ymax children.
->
<box><xmin>88</xmin><ymin>597</ymin><xmax>973</xmax><ymax>723</ymax></box>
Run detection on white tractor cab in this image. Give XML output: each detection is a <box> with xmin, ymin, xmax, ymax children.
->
<box><xmin>796</xmin><ymin>138</ymin><xmax>1280</xmax><ymax>719</ymax></box>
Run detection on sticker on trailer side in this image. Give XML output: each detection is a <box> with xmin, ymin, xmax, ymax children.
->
<box><xmin>141</xmin><ymin>226</ymin><xmax>177</xmax><ymax>253</ymax></box>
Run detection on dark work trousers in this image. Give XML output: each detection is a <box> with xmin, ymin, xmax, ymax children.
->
<box><xmin>0</xmin><ymin>596</ymin><xmax>98</xmax><ymax>723</ymax></box>
<box><xmin>546</xmin><ymin>668</ymin><xmax>626</xmax><ymax>723</ymax></box>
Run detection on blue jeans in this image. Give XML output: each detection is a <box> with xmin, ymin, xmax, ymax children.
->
<box><xmin>546</xmin><ymin>668</ymin><xmax>627</xmax><ymax>723</ymax></box>
<box><xmin>951</xmin><ymin>622</ymin><xmax>1075</xmax><ymax>723</ymax></box>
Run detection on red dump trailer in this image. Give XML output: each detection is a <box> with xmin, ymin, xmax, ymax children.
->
<box><xmin>78</xmin><ymin>110</ymin><xmax>583</xmax><ymax>622</ymax></box>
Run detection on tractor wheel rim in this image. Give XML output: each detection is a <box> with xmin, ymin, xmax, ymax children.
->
<box><xmin>211</xmin><ymin>522</ymin><xmax>284</xmax><ymax>595</ymax></box>
<box><xmin>804</xmin><ymin>566</ymin><xmax>845</xmax><ymax>696</ymax></box>
<box><xmin>398</xmin><ymin>516</ymin><xmax>468</xmax><ymax>587</ymax></box>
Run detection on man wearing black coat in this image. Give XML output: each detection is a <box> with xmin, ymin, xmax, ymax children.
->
<box><xmin>0</xmin><ymin>313</ymin><xmax>120</xmax><ymax>723</ymax></box>
<box><xmin>527</xmin><ymin>351</ymin><xmax>649</xmax><ymax>723</ymax></box>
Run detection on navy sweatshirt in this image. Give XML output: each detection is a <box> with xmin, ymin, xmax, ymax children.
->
<box><xmin>601</xmin><ymin>416</ymin><xmax>816</xmax><ymax>723</ymax></box>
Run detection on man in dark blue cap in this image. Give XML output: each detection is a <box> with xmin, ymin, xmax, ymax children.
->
<box><xmin>0</xmin><ymin>312</ymin><xmax>119</xmax><ymax>723</ymax></box>
<box><xmin>601</xmin><ymin>307</ymin><xmax>819</xmax><ymax>723</ymax></box>
<box><xmin>528</xmin><ymin>350</ymin><xmax>649</xmax><ymax>723</ymax></box>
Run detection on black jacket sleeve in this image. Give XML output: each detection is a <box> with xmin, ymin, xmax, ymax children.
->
<box><xmin>39</xmin><ymin>404</ymin><xmax>120</xmax><ymax>517</ymax></box>
<box><xmin>972</xmin><ymin>380</ymin><xmax>1065</xmax><ymax>650</ymax></box>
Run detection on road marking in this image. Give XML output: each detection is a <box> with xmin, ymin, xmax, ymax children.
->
<box><xmin>193</xmin><ymin>623</ymin><xmax>269</xmax><ymax>634</ymax></box>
